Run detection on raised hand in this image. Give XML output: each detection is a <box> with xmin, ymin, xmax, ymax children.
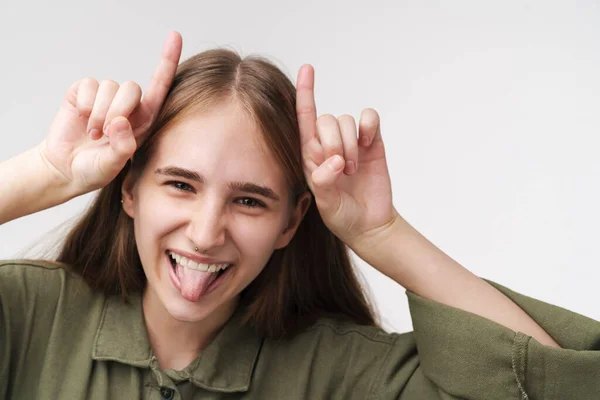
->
<box><xmin>296</xmin><ymin>65</ymin><xmax>399</xmax><ymax>253</ymax></box>
<box><xmin>40</xmin><ymin>31</ymin><xmax>182</xmax><ymax>196</ymax></box>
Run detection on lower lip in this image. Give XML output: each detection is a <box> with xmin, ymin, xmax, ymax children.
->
<box><xmin>166</xmin><ymin>254</ymin><xmax>233</xmax><ymax>301</ymax></box>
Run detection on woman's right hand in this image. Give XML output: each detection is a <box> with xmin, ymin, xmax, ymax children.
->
<box><xmin>40</xmin><ymin>31</ymin><xmax>182</xmax><ymax>196</ymax></box>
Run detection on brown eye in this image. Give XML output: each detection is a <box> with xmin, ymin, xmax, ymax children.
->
<box><xmin>167</xmin><ymin>181</ymin><xmax>194</xmax><ymax>192</ymax></box>
<box><xmin>235</xmin><ymin>197</ymin><xmax>265</xmax><ymax>208</ymax></box>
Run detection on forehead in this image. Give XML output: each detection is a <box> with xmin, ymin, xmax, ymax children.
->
<box><xmin>150</xmin><ymin>101</ymin><xmax>287</xmax><ymax>189</ymax></box>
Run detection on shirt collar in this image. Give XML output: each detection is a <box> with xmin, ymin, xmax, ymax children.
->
<box><xmin>92</xmin><ymin>293</ymin><xmax>263</xmax><ymax>392</ymax></box>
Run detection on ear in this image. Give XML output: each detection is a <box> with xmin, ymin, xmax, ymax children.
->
<box><xmin>274</xmin><ymin>191</ymin><xmax>313</xmax><ymax>249</ymax></box>
<box><xmin>121</xmin><ymin>171</ymin><xmax>138</xmax><ymax>219</ymax></box>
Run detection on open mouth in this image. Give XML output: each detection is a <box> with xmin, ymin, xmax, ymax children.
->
<box><xmin>167</xmin><ymin>253</ymin><xmax>229</xmax><ymax>279</ymax></box>
<box><xmin>165</xmin><ymin>250</ymin><xmax>236</xmax><ymax>301</ymax></box>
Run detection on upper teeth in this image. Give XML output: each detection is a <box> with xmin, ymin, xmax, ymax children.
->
<box><xmin>169</xmin><ymin>251</ymin><xmax>231</xmax><ymax>273</ymax></box>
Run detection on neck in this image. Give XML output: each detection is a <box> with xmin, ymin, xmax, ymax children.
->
<box><xmin>142</xmin><ymin>288</ymin><xmax>238</xmax><ymax>370</ymax></box>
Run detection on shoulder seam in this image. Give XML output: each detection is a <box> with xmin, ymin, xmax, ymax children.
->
<box><xmin>307</xmin><ymin>321</ymin><xmax>397</xmax><ymax>345</ymax></box>
<box><xmin>0</xmin><ymin>259</ymin><xmax>68</xmax><ymax>268</ymax></box>
<box><xmin>0</xmin><ymin>259</ymin><xmax>78</xmax><ymax>277</ymax></box>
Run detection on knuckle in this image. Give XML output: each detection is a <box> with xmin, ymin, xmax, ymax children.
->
<box><xmin>296</xmin><ymin>106</ymin><xmax>316</xmax><ymax>117</ymax></box>
<box><xmin>87</xmin><ymin>116</ymin><xmax>104</xmax><ymax>127</ymax></box>
<box><xmin>318</xmin><ymin>113</ymin><xmax>335</xmax><ymax>122</ymax></box>
<box><xmin>79</xmin><ymin>78</ymin><xmax>99</xmax><ymax>95</ymax></box>
<box><xmin>78</xmin><ymin>102</ymin><xmax>94</xmax><ymax>114</ymax></box>
<box><xmin>316</xmin><ymin>114</ymin><xmax>335</xmax><ymax>128</ymax></box>
<box><xmin>81</xmin><ymin>77</ymin><xmax>99</xmax><ymax>87</ymax></box>
<box><xmin>337</xmin><ymin>114</ymin><xmax>355</xmax><ymax>124</ymax></box>
<box><xmin>121</xmin><ymin>80</ymin><xmax>142</xmax><ymax>94</ymax></box>
<box><xmin>100</xmin><ymin>79</ymin><xmax>119</xmax><ymax>89</ymax></box>
<box><xmin>78</xmin><ymin>106</ymin><xmax>93</xmax><ymax>117</ymax></box>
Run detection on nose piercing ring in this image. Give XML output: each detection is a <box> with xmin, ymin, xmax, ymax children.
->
<box><xmin>194</xmin><ymin>247</ymin><xmax>208</xmax><ymax>254</ymax></box>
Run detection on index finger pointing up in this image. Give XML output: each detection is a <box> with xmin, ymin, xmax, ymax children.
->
<box><xmin>142</xmin><ymin>31</ymin><xmax>183</xmax><ymax>120</ymax></box>
<box><xmin>296</xmin><ymin>64</ymin><xmax>318</xmax><ymax>146</ymax></box>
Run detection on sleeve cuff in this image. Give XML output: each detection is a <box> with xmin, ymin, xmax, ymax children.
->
<box><xmin>407</xmin><ymin>280</ymin><xmax>600</xmax><ymax>399</ymax></box>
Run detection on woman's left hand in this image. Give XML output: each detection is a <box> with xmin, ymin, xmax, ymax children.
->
<box><xmin>296</xmin><ymin>65</ymin><xmax>400</xmax><ymax>254</ymax></box>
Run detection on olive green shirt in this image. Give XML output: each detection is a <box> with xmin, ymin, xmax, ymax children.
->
<box><xmin>1</xmin><ymin>259</ymin><xmax>599</xmax><ymax>399</ymax></box>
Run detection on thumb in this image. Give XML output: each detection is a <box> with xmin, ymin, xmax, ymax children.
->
<box><xmin>310</xmin><ymin>155</ymin><xmax>344</xmax><ymax>216</ymax></box>
<box><xmin>98</xmin><ymin>117</ymin><xmax>137</xmax><ymax>178</ymax></box>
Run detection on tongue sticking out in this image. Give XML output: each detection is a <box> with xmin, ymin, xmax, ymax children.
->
<box><xmin>176</xmin><ymin>264</ymin><xmax>219</xmax><ymax>302</ymax></box>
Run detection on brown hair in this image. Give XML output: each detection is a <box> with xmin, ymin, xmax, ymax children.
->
<box><xmin>57</xmin><ymin>49</ymin><xmax>378</xmax><ymax>338</ymax></box>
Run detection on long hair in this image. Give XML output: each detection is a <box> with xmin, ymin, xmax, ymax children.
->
<box><xmin>57</xmin><ymin>49</ymin><xmax>378</xmax><ymax>338</ymax></box>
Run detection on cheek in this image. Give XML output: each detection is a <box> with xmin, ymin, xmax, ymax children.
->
<box><xmin>132</xmin><ymin>193</ymin><xmax>186</xmax><ymax>269</ymax></box>
<box><xmin>230</xmin><ymin>213</ymin><xmax>286</xmax><ymax>262</ymax></box>
<box><xmin>136</xmin><ymin>194</ymin><xmax>184</xmax><ymax>238</ymax></box>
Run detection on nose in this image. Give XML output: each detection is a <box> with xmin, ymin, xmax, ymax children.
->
<box><xmin>185</xmin><ymin>198</ymin><xmax>227</xmax><ymax>252</ymax></box>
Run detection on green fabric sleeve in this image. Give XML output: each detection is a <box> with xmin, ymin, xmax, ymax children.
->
<box><xmin>0</xmin><ymin>280</ymin><xmax>9</xmax><ymax>399</ymax></box>
<box><xmin>407</xmin><ymin>280</ymin><xmax>600</xmax><ymax>399</ymax></box>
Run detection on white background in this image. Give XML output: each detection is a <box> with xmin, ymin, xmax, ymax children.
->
<box><xmin>1</xmin><ymin>1</ymin><xmax>599</xmax><ymax>332</ymax></box>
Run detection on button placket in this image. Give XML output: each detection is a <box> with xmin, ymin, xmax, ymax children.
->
<box><xmin>159</xmin><ymin>386</ymin><xmax>175</xmax><ymax>399</ymax></box>
<box><xmin>150</xmin><ymin>356</ymin><xmax>178</xmax><ymax>400</ymax></box>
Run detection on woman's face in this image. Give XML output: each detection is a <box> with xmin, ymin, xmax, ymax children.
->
<box><xmin>122</xmin><ymin>100</ymin><xmax>305</xmax><ymax>324</ymax></box>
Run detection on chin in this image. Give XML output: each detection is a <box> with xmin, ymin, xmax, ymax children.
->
<box><xmin>162</xmin><ymin>296</ymin><xmax>219</xmax><ymax>323</ymax></box>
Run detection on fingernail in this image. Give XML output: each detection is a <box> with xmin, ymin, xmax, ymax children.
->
<box><xmin>345</xmin><ymin>160</ymin><xmax>356</xmax><ymax>174</ymax></box>
<box><xmin>327</xmin><ymin>155</ymin><xmax>344</xmax><ymax>171</ymax></box>
<box><xmin>88</xmin><ymin>128</ymin><xmax>100</xmax><ymax>138</ymax></box>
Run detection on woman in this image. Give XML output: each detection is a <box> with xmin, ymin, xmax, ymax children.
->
<box><xmin>1</xmin><ymin>31</ymin><xmax>598</xmax><ymax>399</ymax></box>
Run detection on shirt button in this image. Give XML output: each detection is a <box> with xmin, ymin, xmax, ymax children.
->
<box><xmin>159</xmin><ymin>386</ymin><xmax>175</xmax><ymax>399</ymax></box>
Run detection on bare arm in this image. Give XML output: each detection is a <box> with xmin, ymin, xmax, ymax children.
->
<box><xmin>0</xmin><ymin>145</ymin><xmax>73</xmax><ymax>225</ymax></box>
<box><xmin>0</xmin><ymin>32</ymin><xmax>182</xmax><ymax>227</ymax></box>
<box><xmin>295</xmin><ymin>64</ymin><xmax>560</xmax><ymax>349</ymax></box>
<box><xmin>357</xmin><ymin>214</ymin><xmax>561</xmax><ymax>348</ymax></box>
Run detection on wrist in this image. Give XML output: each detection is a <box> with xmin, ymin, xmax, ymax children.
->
<box><xmin>35</xmin><ymin>141</ymin><xmax>78</xmax><ymax>202</ymax></box>
<box><xmin>351</xmin><ymin>213</ymin><xmax>460</xmax><ymax>292</ymax></box>
<box><xmin>0</xmin><ymin>144</ymin><xmax>76</xmax><ymax>224</ymax></box>
<box><xmin>350</xmin><ymin>211</ymin><xmax>408</xmax><ymax>276</ymax></box>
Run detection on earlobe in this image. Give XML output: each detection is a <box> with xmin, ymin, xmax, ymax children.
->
<box><xmin>274</xmin><ymin>192</ymin><xmax>313</xmax><ymax>249</ymax></box>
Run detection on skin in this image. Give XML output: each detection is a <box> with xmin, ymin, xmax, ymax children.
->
<box><xmin>121</xmin><ymin>102</ymin><xmax>310</xmax><ymax>369</ymax></box>
<box><xmin>0</xmin><ymin>30</ymin><xmax>560</xmax><ymax>372</ymax></box>
<box><xmin>296</xmin><ymin>66</ymin><xmax>559</xmax><ymax>350</ymax></box>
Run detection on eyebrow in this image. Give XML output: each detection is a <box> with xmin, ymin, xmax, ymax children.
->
<box><xmin>155</xmin><ymin>166</ymin><xmax>281</xmax><ymax>201</ymax></box>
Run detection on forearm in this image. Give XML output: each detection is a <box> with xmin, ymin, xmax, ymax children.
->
<box><xmin>0</xmin><ymin>143</ymin><xmax>73</xmax><ymax>225</ymax></box>
<box><xmin>356</xmin><ymin>214</ymin><xmax>561</xmax><ymax>348</ymax></box>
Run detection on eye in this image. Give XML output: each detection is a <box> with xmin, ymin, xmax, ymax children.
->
<box><xmin>166</xmin><ymin>181</ymin><xmax>195</xmax><ymax>192</ymax></box>
<box><xmin>235</xmin><ymin>197</ymin><xmax>265</xmax><ymax>208</ymax></box>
